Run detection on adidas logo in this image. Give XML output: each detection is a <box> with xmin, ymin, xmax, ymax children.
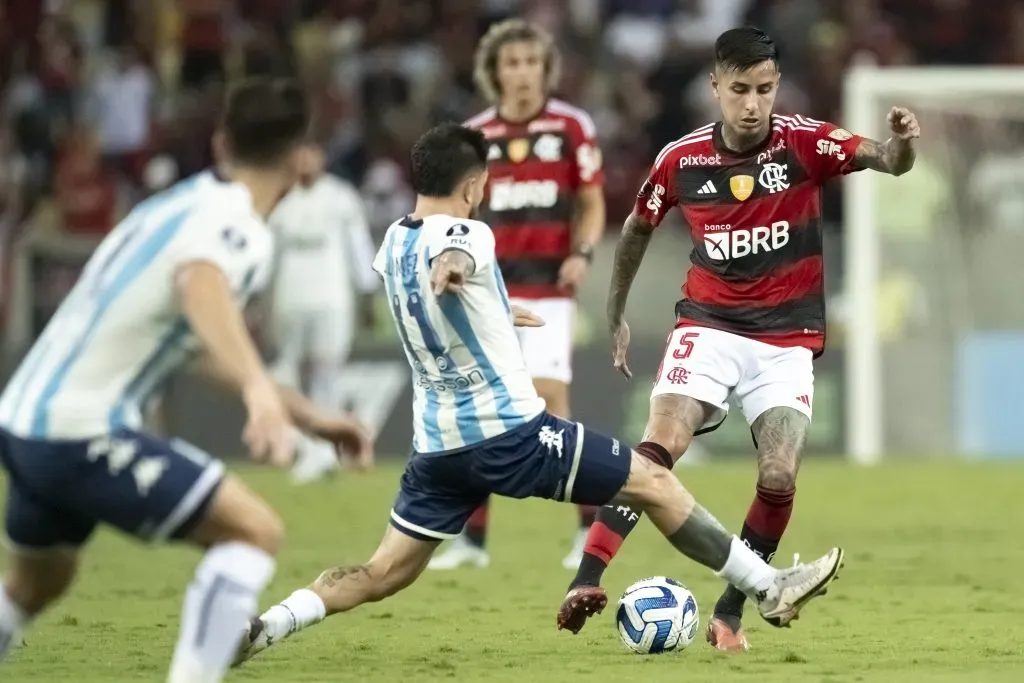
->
<box><xmin>697</xmin><ymin>180</ymin><xmax>717</xmax><ymax>195</ymax></box>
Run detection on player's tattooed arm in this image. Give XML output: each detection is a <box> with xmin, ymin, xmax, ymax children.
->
<box><xmin>853</xmin><ymin>106</ymin><xmax>920</xmax><ymax>176</ymax></box>
<box><xmin>430</xmin><ymin>249</ymin><xmax>475</xmax><ymax>295</ymax></box>
<box><xmin>853</xmin><ymin>137</ymin><xmax>916</xmax><ymax>176</ymax></box>
<box><xmin>606</xmin><ymin>211</ymin><xmax>655</xmax><ymax>328</ymax></box>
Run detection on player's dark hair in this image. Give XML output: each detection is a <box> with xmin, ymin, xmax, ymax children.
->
<box><xmin>221</xmin><ymin>77</ymin><xmax>310</xmax><ymax>167</ymax></box>
<box><xmin>714</xmin><ymin>27</ymin><xmax>780</xmax><ymax>72</ymax></box>
<box><xmin>409</xmin><ymin>123</ymin><xmax>488</xmax><ymax>198</ymax></box>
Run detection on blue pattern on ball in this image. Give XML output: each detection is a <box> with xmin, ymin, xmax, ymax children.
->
<box><xmin>617</xmin><ymin>585</ymin><xmax>679</xmax><ymax>653</ymax></box>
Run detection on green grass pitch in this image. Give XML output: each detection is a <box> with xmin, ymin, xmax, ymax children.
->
<box><xmin>3</xmin><ymin>460</ymin><xmax>1024</xmax><ymax>682</ymax></box>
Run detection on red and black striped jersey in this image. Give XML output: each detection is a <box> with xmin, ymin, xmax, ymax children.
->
<box><xmin>466</xmin><ymin>99</ymin><xmax>603</xmax><ymax>298</ymax></box>
<box><xmin>634</xmin><ymin>114</ymin><xmax>865</xmax><ymax>354</ymax></box>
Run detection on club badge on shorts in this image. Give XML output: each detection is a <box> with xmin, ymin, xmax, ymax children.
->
<box><xmin>729</xmin><ymin>174</ymin><xmax>754</xmax><ymax>201</ymax></box>
<box><xmin>507</xmin><ymin>138</ymin><xmax>530</xmax><ymax>163</ymax></box>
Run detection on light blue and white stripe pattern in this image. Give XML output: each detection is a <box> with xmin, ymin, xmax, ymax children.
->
<box><xmin>373</xmin><ymin>214</ymin><xmax>544</xmax><ymax>454</ymax></box>
<box><xmin>0</xmin><ymin>170</ymin><xmax>272</xmax><ymax>440</ymax></box>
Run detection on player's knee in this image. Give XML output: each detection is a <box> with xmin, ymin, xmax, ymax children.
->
<box><xmin>627</xmin><ymin>452</ymin><xmax>678</xmax><ymax>509</ymax></box>
<box><xmin>241</xmin><ymin>507</ymin><xmax>285</xmax><ymax>556</ymax></box>
<box><xmin>5</xmin><ymin>552</ymin><xmax>78</xmax><ymax>615</ymax></box>
<box><xmin>642</xmin><ymin>424</ymin><xmax>691</xmax><ymax>463</ymax></box>
<box><xmin>757</xmin><ymin>456</ymin><xmax>798</xmax><ymax>492</ymax></box>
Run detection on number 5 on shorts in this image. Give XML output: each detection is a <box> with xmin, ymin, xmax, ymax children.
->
<box><xmin>672</xmin><ymin>332</ymin><xmax>700</xmax><ymax>360</ymax></box>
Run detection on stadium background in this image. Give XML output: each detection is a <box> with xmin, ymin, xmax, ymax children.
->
<box><xmin>0</xmin><ymin>0</ymin><xmax>1022</xmax><ymax>461</ymax></box>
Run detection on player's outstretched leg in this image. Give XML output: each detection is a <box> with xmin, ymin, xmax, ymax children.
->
<box><xmin>560</xmin><ymin>396</ymin><xmax>707</xmax><ymax>631</ymax></box>
<box><xmin>168</xmin><ymin>476</ymin><xmax>282</xmax><ymax>683</ymax></box>
<box><xmin>235</xmin><ymin>526</ymin><xmax>436</xmax><ymax>665</ymax></box>
<box><xmin>709</xmin><ymin>407</ymin><xmax>805</xmax><ymax>652</ymax></box>
<box><xmin>0</xmin><ymin>550</ymin><xmax>78</xmax><ymax>661</ymax></box>
<box><xmin>558</xmin><ymin>450</ymin><xmax>843</xmax><ymax>636</ymax></box>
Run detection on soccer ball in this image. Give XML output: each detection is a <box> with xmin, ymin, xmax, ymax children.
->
<box><xmin>615</xmin><ymin>576</ymin><xmax>699</xmax><ymax>654</ymax></box>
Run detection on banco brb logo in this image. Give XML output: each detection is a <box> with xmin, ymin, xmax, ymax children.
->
<box><xmin>704</xmin><ymin>221</ymin><xmax>790</xmax><ymax>261</ymax></box>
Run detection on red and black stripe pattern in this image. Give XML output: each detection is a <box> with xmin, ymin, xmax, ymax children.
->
<box><xmin>635</xmin><ymin>115</ymin><xmax>864</xmax><ymax>353</ymax></box>
<box><xmin>467</xmin><ymin>100</ymin><xmax>603</xmax><ymax>299</ymax></box>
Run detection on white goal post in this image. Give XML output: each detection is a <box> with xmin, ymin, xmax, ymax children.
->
<box><xmin>842</xmin><ymin>65</ymin><xmax>1024</xmax><ymax>464</ymax></box>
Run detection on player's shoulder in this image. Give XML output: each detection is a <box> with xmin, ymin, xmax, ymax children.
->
<box><xmin>426</xmin><ymin>215</ymin><xmax>493</xmax><ymax>237</ymax></box>
<box><xmin>464</xmin><ymin>106</ymin><xmax>498</xmax><ymax>130</ymax></box>
<box><xmin>771</xmin><ymin>113</ymin><xmax>851</xmax><ymax>140</ymax></box>
<box><xmin>542</xmin><ymin>99</ymin><xmax>597</xmax><ymax>139</ymax></box>
<box><xmin>651</xmin><ymin>121</ymin><xmax>717</xmax><ymax>169</ymax></box>
<box><xmin>319</xmin><ymin>172</ymin><xmax>361</xmax><ymax>200</ymax></box>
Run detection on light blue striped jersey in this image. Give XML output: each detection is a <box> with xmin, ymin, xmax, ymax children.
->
<box><xmin>372</xmin><ymin>214</ymin><xmax>545</xmax><ymax>453</ymax></box>
<box><xmin>0</xmin><ymin>170</ymin><xmax>274</xmax><ymax>439</ymax></box>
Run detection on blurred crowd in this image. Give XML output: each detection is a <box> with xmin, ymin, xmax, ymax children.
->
<box><xmin>0</xmin><ymin>0</ymin><xmax>1022</xmax><ymax>287</ymax></box>
<box><xmin>0</xmin><ymin>0</ymin><xmax>1019</xmax><ymax>337</ymax></box>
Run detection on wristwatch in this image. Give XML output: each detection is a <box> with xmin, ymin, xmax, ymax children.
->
<box><xmin>572</xmin><ymin>243</ymin><xmax>595</xmax><ymax>263</ymax></box>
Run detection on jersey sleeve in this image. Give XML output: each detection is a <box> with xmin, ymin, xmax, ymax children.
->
<box><xmin>789</xmin><ymin>118</ymin><xmax>866</xmax><ymax>183</ymax></box>
<box><xmin>426</xmin><ymin>220</ymin><xmax>496</xmax><ymax>277</ymax></box>
<box><xmin>166</xmin><ymin>210</ymin><xmax>271</xmax><ymax>295</ymax></box>
<box><xmin>633</xmin><ymin>150</ymin><xmax>679</xmax><ymax>228</ymax></box>
<box><xmin>568</xmin><ymin>115</ymin><xmax>604</xmax><ymax>188</ymax></box>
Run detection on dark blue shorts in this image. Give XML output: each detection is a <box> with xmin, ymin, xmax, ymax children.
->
<box><xmin>0</xmin><ymin>427</ymin><xmax>224</xmax><ymax>551</ymax></box>
<box><xmin>390</xmin><ymin>412</ymin><xmax>631</xmax><ymax>541</ymax></box>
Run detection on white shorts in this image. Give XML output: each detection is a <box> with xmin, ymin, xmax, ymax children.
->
<box><xmin>510</xmin><ymin>297</ymin><xmax>574</xmax><ymax>384</ymax></box>
<box><xmin>651</xmin><ymin>326</ymin><xmax>814</xmax><ymax>432</ymax></box>
<box><xmin>271</xmin><ymin>307</ymin><xmax>353</xmax><ymax>366</ymax></box>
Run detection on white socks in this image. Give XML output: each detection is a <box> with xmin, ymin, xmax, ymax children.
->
<box><xmin>715</xmin><ymin>536</ymin><xmax>777</xmax><ymax>603</ymax></box>
<box><xmin>0</xmin><ymin>587</ymin><xmax>29</xmax><ymax>661</ymax></box>
<box><xmin>167</xmin><ymin>542</ymin><xmax>275</xmax><ymax>683</ymax></box>
<box><xmin>261</xmin><ymin>588</ymin><xmax>327</xmax><ymax>643</ymax></box>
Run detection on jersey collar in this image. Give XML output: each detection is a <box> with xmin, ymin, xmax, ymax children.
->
<box><xmin>712</xmin><ymin>121</ymin><xmax>775</xmax><ymax>159</ymax></box>
<box><xmin>400</xmin><ymin>215</ymin><xmax>424</xmax><ymax>229</ymax></box>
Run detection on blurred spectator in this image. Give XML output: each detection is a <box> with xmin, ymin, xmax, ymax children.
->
<box><xmin>90</xmin><ymin>44</ymin><xmax>155</xmax><ymax>187</ymax></box>
<box><xmin>177</xmin><ymin>0</ymin><xmax>228</xmax><ymax>89</ymax></box>
<box><xmin>0</xmin><ymin>122</ymin><xmax>29</xmax><ymax>236</ymax></box>
<box><xmin>54</xmin><ymin>127</ymin><xmax>119</xmax><ymax>236</ymax></box>
<box><xmin>38</xmin><ymin>12</ymin><xmax>84</xmax><ymax>133</ymax></box>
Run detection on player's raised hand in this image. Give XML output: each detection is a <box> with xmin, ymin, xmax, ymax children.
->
<box><xmin>312</xmin><ymin>414</ymin><xmax>375</xmax><ymax>471</ymax></box>
<box><xmin>241</xmin><ymin>377</ymin><xmax>296</xmax><ymax>467</ymax></box>
<box><xmin>510</xmin><ymin>304</ymin><xmax>545</xmax><ymax>328</ymax></box>
<box><xmin>887</xmin><ymin>107</ymin><xmax>920</xmax><ymax>141</ymax></box>
<box><xmin>611</xmin><ymin>319</ymin><xmax>632</xmax><ymax>379</ymax></box>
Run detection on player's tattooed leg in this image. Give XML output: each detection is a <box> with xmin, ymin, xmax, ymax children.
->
<box><xmin>715</xmin><ymin>406</ymin><xmax>807</xmax><ymax>623</ymax></box>
<box><xmin>315</xmin><ymin>564</ymin><xmax>371</xmax><ymax>590</ymax></box>
<box><xmin>752</xmin><ymin>406</ymin><xmax>808</xmax><ymax>492</ymax></box>
<box><xmin>570</xmin><ymin>396</ymin><xmax>711</xmax><ymax>588</ymax></box>
<box><xmin>665</xmin><ymin>503</ymin><xmax>732</xmax><ymax>570</ymax></box>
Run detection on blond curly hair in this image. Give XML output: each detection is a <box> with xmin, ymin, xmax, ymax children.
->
<box><xmin>472</xmin><ymin>19</ymin><xmax>561</xmax><ymax>104</ymax></box>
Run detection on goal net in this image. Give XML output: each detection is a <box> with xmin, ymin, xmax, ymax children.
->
<box><xmin>842</xmin><ymin>66</ymin><xmax>1024</xmax><ymax>463</ymax></box>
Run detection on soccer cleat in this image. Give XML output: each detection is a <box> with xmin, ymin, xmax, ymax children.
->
<box><xmin>757</xmin><ymin>547</ymin><xmax>844</xmax><ymax>627</ymax></box>
<box><xmin>706</xmin><ymin>614</ymin><xmax>749</xmax><ymax>652</ymax></box>
<box><xmin>560</xmin><ymin>529</ymin><xmax>588</xmax><ymax>570</ymax></box>
<box><xmin>556</xmin><ymin>585</ymin><xmax>607</xmax><ymax>634</ymax></box>
<box><xmin>426</xmin><ymin>535</ymin><xmax>491</xmax><ymax>570</ymax></box>
<box><xmin>232</xmin><ymin>617</ymin><xmax>271</xmax><ymax>667</ymax></box>
<box><xmin>291</xmin><ymin>441</ymin><xmax>340</xmax><ymax>485</ymax></box>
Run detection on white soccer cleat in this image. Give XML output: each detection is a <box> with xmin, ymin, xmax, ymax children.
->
<box><xmin>561</xmin><ymin>529</ymin><xmax>588</xmax><ymax>570</ymax></box>
<box><xmin>427</xmin><ymin>535</ymin><xmax>490</xmax><ymax>570</ymax></box>
<box><xmin>232</xmin><ymin>617</ymin><xmax>272</xmax><ymax>667</ymax></box>
<box><xmin>757</xmin><ymin>547</ymin><xmax>844</xmax><ymax>627</ymax></box>
<box><xmin>291</xmin><ymin>440</ymin><xmax>339</xmax><ymax>485</ymax></box>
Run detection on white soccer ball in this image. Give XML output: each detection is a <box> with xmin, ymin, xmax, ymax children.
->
<box><xmin>615</xmin><ymin>576</ymin><xmax>699</xmax><ymax>654</ymax></box>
